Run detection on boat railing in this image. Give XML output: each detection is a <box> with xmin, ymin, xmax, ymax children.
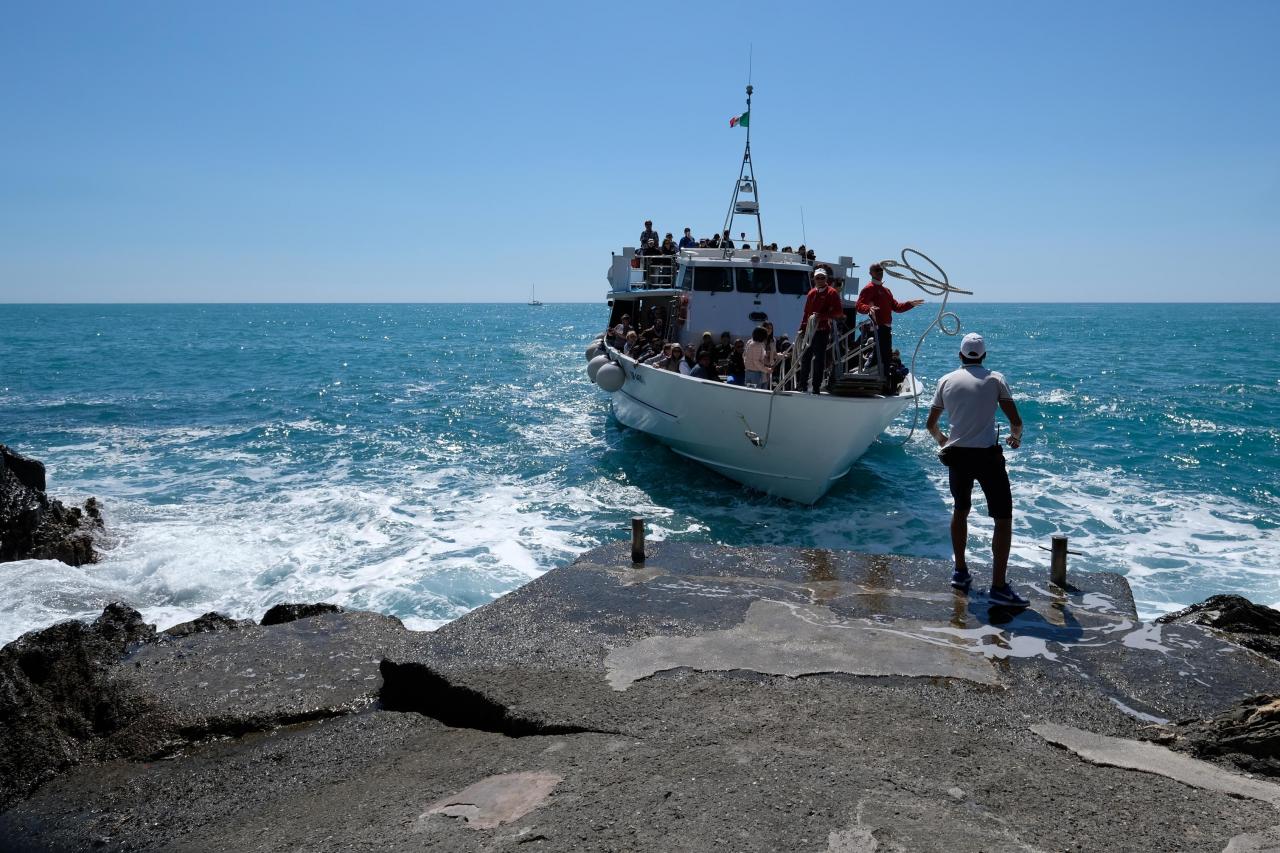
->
<box><xmin>630</xmin><ymin>255</ymin><xmax>678</xmax><ymax>290</ymax></box>
<box><xmin>773</xmin><ymin>316</ymin><xmax>886</xmax><ymax>394</ymax></box>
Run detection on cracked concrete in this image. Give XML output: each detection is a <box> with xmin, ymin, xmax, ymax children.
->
<box><xmin>3</xmin><ymin>541</ymin><xmax>1279</xmax><ymax>852</ymax></box>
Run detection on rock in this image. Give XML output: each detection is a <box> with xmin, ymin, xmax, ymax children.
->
<box><xmin>161</xmin><ymin>612</ymin><xmax>254</xmax><ymax>639</ymax></box>
<box><xmin>0</xmin><ymin>443</ymin><xmax>104</xmax><ymax>566</ymax></box>
<box><xmin>0</xmin><ymin>446</ymin><xmax>46</xmax><ymax>492</ymax></box>
<box><xmin>1146</xmin><ymin>695</ymin><xmax>1280</xmax><ymax>778</ymax></box>
<box><xmin>0</xmin><ymin>603</ymin><xmax>166</xmax><ymax>809</ymax></box>
<box><xmin>260</xmin><ymin>602</ymin><xmax>343</xmax><ymax>626</ymax></box>
<box><xmin>1157</xmin><ymin>595</ymin><xmax>1280</xmax><ymax>662</ymax></box>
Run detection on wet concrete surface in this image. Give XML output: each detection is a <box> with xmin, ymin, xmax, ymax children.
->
<box><xmin>2</xmin><ymin>541</ymin><xmax>1278</xmax><ymax>852</ymax></box>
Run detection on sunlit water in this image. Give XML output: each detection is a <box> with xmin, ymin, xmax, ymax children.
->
<box><xmin>1</xmin><ymin>303</ymin><xmax>1276</xmax><ymax>642</ymax></box>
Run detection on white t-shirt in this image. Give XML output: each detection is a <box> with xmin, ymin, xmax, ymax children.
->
<box><xmin>930</xmin><ymin>364</ymin><xmax>1012</xmax><ymax>448</ymax></box>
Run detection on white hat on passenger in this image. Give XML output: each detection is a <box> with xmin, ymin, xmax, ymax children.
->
<box><xmin>959</xmin><ymin>333</ymin><xmax>986</xmax><ymax>359</ymax></box>
<box><xmin>813</xmin><ymin>268</ymin><xmax>828</xmax><ymax>278</ymax></box>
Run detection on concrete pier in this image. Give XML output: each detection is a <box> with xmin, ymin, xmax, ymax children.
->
<box><xmin>2</xmin><ymin>542</ymin><xmax>1278</xmax><ymax>852</ymax></box>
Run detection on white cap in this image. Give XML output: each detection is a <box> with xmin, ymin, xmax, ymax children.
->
<box><xmin>959</xmin><ymin>333</ymin><xmax>986</xmax><ymax>359</ymax></box>
<box><xmin>813</xmin><ymin>268</ymin><xmax>828</xmax><ymax>278</ymax></box>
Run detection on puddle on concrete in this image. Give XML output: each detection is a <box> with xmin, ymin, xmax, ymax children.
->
<box><xmin>601</xmin><ymin>569</ymin><xmax>1229</xmax><ymax>693</ymax></box>
<box><xmin>604</xmin><ymin>600</ymin><xmax>1001</xmax><ymax>690</ymax></box>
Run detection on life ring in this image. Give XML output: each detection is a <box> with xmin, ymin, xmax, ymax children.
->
<box><xmin>630</xmin><ymin>256</ymin><xmax>641</xmax><ymax>269</ymax></box>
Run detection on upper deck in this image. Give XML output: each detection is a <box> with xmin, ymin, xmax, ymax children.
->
<box><xmin>607</xmin><ymin>246</ymin><xmax>858</xmax><ymax>294</ymax></box>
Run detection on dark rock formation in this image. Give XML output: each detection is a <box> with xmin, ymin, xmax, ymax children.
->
<box><xmin>1146</xmin><ymin>694</ymin><xmax>1280</xmax><ymax>778</ymax></box>
<box><xmin>0</xmin><ymin>601</ymin><xmax>408</xmax><ymax>811</ymax></box>
<box><xmin>0</xmin><ymin>603</ymin><xmax>166</xmax><ymax>810</ymax></box>
<box><xmin>260</xmin><ymin>602</ymin><xmax>343</xmax><ymax>625</ymax></box>
<box><xmin>0</xmin><ymin>444</ymin><xmax>103</xmax><ymax>566</ymax></box>
<box><xmin>1156</xmin><ymin>594</ymin><xmax>1280</xmax><ymax>662</ymax></box>
<box><xmin>161</xmin><ymin>611</ymin><xmax>254</xmax><ymax>639</ymax></box>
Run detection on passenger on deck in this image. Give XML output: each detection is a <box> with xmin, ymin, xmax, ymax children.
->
<box><xmin>888</xmin><ymin>348</ymin><xmax>910</xmax><ymax>390</ymax></box>
<box><xmin>696</xmin><ymin>331</ymin><xmax>716</xmax><ymax>360</ymax></box>
<box><xmin>669</xmin><ymin>344</ymin><xmax>689</xmax><ymax>373</ymax></box>
<box><xmin>727</xmin><ymin>338</ymin><xmax>747</xmax><ymax>384</ymax></box>
<box><xmin>855</xmin><ymin>262</ymin><xmax>925</xmax><ymax>392</ymax></box>
<box><xmin>623</xmin><ymin>330</ymin><xmax>640</xmax><ymax>355</ymax></box>
<box><xmin>773</xmin><ymin>335</ymin><xmax>791</xmax><ymax>383</ymax></box>
<box><xmin>612</xmin><ymin>314</ymin><xmax>632</xmax><ymax>342</ymax></box>
<box><xmin>640</xmin><ymin>239</ymin><xmax>662</xmax><ymax>257</ymax></box>
<box><xmin>683</xmin><ymin>346</ymin><xmax>698</xmax><ymax>373</ymax></box>
<box><xmin>643</xmin><ymin>343</ymin><xmax>673</xmax><ymax>367</ymax></box>
<box><xmin>709</xmin><ymin>233</ymin><xmax>721</xmax><ymax>248</ymax></box>
<box><xmin>661</xmin><ymin>234</ymin><xmax>678</xmax><ymax>254</ymax></box>
<box><xmin>689</xmin><ymin>350</ymin><xmax>722</xmax><ymax>381</ymax></box>
<box><xmin>714</xmin><ymin>332</ymin><xmax>733</xmax><ymax>364</ymax></box>
<box><xmin>795</xmin><ymin>268</ymin><xmax>844</xmax><ymax>394</ymax></box>
<box><xmin>640</xmin><ymin>220</ymin><xmax>659</xmax><ymax>247</ymax></box>
<box><xmin>743</xmin><ymin>326</ymin><xmax>775</xmax><ymax>388</ymax></box>
<box><xmin>721</xmin><ymin>230</ymin><xmax>735</xmax><ymax>249</ymax></box>
<box><xmin>679</xmin><ymin>228</ymin><xmax>697</xmax><ymax>249</ymax></box>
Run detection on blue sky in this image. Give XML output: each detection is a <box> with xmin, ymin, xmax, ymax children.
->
<box><xmin>1</xmin><ymin>1</ymin><xmax>1276</xmax><ymax>303</ymax></box>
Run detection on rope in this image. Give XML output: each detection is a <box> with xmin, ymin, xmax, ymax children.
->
<box><xmin>877</xmin><ymin>248</ymin><xmax>972</xmax><ymax>444</ymax></box>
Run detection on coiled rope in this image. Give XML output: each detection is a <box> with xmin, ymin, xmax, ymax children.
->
<box><xmin>879</xmin><ymin>248</ymin><xmax>972</xmax><ymax>444</ymax></box>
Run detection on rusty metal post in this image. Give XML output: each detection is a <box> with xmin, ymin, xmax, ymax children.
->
<box><xmin>631</xmin><ymin>517</ymin><xmax>646</xmax><ymax>563</ymax></box>
<box><xmin>1050</xmin><ymin>535</ymin><xmax>1068</xmax><ymax>588</ymax></box>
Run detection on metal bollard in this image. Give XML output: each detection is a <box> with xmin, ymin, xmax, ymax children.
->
<box><xmin>1050</xmin><ymin>535</ymin><xmax>1068</xmax><ymax>588</ymax></box>
<box><xmin>631</xmin><ymin>517</ymin><xmax>646</xmax><ymax>563</ymax></box>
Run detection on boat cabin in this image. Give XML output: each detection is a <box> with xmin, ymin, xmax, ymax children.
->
<box><xmin>606</xmin><ymin>247</ymin><xmax>860</xmax><ymax>349</ymax></box>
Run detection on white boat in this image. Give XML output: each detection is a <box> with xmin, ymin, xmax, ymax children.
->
<box><xmin>585</xmin><ymin>85</ymin><xmax>927</xmax><ymax>504</ymax></box>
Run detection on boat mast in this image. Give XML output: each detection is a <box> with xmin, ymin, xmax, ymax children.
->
<box><xmin>722</xmin><ymin>84</ymin><xmax>764</xmax><ymax>250</ymax></box>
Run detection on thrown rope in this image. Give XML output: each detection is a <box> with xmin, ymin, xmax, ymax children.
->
<box><xmin>878</xmin><ymin>248</ymin><xmax>972</xmax><ymax>444</ymax></box>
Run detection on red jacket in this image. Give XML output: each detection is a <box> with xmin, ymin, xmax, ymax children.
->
<box><xmin>855</xmin><ymin>281</ymin><xmax>913</xmax><ymax>327</ymax></box>
<box><xmin>799</xmin><ymin>285</ymin><xmax>843</xmax><ymax>334</ymax></box>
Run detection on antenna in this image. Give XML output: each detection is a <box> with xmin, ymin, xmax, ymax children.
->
<box><xmin>800</xmin><ymin>207</ymin><xmax>807</xmax><ymax>245</ymax></box>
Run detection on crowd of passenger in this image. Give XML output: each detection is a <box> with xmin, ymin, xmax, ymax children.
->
<box><xmin>639</xmin><ymin>220</ymin><xmax>818</xmax><ymax>262</ymax></box>
<box><xmin>606</xmin><ymin>313</ymin><xmax>796</xmax><ymax>388</ymax></box>
<box><xmin>609</xmin><ymin>224</ymin><xmax>917</xmax><ymax>393</ymax></box>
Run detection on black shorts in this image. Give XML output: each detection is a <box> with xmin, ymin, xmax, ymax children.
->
<box><xmin>947</xmin><ymin>445</ymin><xmax>1013</xmax><ymax>519</ymax></box>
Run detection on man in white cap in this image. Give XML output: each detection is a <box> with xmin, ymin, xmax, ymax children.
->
<box><xmin>795</xmin><ymin>267</ymin><xmax>844</xmax><ymax>393</ymax></box>
<box><xmin>926</xmin><ymin>332</ymin><xmax>1027</xmax><ymax>606</ymax></box>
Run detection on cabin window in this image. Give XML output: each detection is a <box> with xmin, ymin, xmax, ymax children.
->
<box><xmin>691</xmin><ymin>267</ymin><xmax>733</xmax><ymax>293</ymax></box>
<box><xmin>776</xmin><ymin>269</ymin><xmax>811</xmax><ymax>295</ymax></box>
<box><xmin>736</xmin><ymin>268</ymin><xmax>776</xmax><ymax>294</ymax></box>
<box><xmin>677</xmin><ymin>266</ymin><xmax>692</xmax><ymax>290</ymax></box>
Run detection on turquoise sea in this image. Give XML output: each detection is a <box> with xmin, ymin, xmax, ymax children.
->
<box><xmin>1</xmin><ymin>303</ymin><xmax>1277</xmax><ymax>642</ymax></box>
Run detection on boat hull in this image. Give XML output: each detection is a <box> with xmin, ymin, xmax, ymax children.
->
<box><xmin>606</xmin><ymin>351</ymin><xmax>918</xmax><ymax>503</ymax></box>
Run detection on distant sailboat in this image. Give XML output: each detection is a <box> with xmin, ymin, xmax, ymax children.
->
<box><xmin>529</xmin><ymin>285</ymin><xmax>543</xmax><ymax>306</ymax></box>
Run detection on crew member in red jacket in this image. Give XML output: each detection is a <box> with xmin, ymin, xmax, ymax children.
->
<box><xmin>796</xmin><ymin>268</ymin><xmax>845</xmax><ymax>393</ymax></box>
<box><xmin>855</xmin><ymin>263</ymin><xmax>924</xmax><ymax>391</ymax></box>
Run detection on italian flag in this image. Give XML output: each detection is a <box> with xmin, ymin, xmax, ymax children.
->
<box><xmin>729</xmin><ymin>111</ymin><xmax>749</xmax><ymax>128</ymax></box>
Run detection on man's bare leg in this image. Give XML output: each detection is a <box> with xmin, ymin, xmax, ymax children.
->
<box><xmin>951</xmin><ymin>509</ymin><xmax>969</xmax><ymax>574</ymax></box>
<box><xmin>991</xmin><ymin>517</ymin><xmax>1012</xmax><ymax>587</ymax></box>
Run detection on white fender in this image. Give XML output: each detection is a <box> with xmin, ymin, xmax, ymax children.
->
<box><xmin>587</xmin><ymin>354</ymin><xmax>610</xmax><ymax>382</ymax></box>
<box><xmin>595</xmin><ymin>362</ymin><xmax>626</xmax><ymax>392</ymax></box>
